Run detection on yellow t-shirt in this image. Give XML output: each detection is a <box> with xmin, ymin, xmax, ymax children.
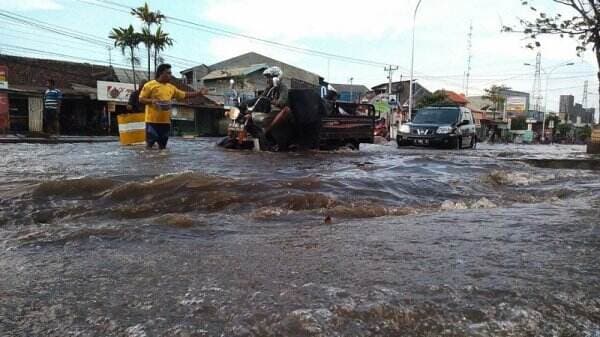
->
<box><xmin>139</xmin><ymin>80</ymin><xmax>186</xmax><ymax>124</ymax></box>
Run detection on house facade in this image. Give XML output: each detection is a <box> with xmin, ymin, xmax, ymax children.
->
<box><xmin>0</xmin><ymin>55</ymin><xmax>219</xmax><ymax>136</ymax></box>
<box><xmin>181</xmin><ymin>52</ymin><xmax>324</xmax><ymax>98</ymax></box>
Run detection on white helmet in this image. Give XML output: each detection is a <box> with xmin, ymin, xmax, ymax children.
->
<box><xmin>263</xmin><ymin>66</ymin><xmax>282</xmax><ymax>78</ymax></box>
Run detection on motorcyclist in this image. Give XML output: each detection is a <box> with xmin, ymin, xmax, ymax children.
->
<box><xmin>261</xmin><ymin>66</ymin><xmax>290</xmax><ymax>131</ymax></box>
<box><xmin>324</xmin><ymin>84</ymin><xmax>349</xmax><ymax>116</ymax></box>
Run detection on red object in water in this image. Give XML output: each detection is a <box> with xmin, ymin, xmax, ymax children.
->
<box><xmin>374</xmin><ymin>119</ymin><xmax>388</xmax><ymax>138</ymax></box>
<box><xmin>0</xmin><ymin>92</ymin><xmax>8</xmax><ymax>131</ymax></box>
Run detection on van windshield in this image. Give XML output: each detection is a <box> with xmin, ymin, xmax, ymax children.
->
<box><xmin>413</xmin><ymin>108</ymin><xmax>460</xmax><ymax>125</ymax></box>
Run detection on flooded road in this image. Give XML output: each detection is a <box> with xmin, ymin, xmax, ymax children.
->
<box><xmin>1</xmin><ymin>140</ymin><xmax>599</xmax><ymax>337</ymax></box>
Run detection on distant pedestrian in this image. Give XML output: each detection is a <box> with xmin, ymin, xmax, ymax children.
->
<box><xmin>43</xmin><ymin>79</ymin><xmax>62</xmax><ymax>135</ymax></box>
<box><xmin>138</xmin><ymin>64</ymin><xmax>208</xmax><ymax>150</ymax></box>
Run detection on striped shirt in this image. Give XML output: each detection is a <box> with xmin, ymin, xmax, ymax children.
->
<box><xmin>44</xmin><ymin>88</ymin><xmax>62</xmax><ymax>110</ymax></box>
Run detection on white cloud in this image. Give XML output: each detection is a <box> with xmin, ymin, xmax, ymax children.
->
<box><xmin>197</xmin><ymin>0</ymin><xmax>599</xmax><ymax>109</ymax></box>
<box><xmin>2</xmin><ymin>0</ymin><xmax>62</xmax><ymax>11</ymax></box>
<box><xmin>201</xmin><ymin>0</ymin><xmax>447</xmax><ymax>41</ymax></box>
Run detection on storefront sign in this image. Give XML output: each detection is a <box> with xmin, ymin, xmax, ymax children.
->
<box><xmin>506</xmin><ymin>96</ymin><xmax>527</xmax><ymax>114</ymax></box>
<box><xmin>97</xmin><ymin>81</ymin><xmax>135</xmax><ymax>103</ymax></box>
<box><xmin>0</xmin><ymin>66</ymin><xmax>8</xmax><ymax>89</ymax></box>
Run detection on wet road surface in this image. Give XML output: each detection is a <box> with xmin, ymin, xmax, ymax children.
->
<box><xmin>1</xmin><ymin>140</ymin><xmax>599</xmax><ymax>336</ymax></box>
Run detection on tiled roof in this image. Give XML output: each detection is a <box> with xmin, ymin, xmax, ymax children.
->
<box><xmin>442</xmin><ymin>91</ymin><xmax>469</xmax><ymax>105</ymax></box>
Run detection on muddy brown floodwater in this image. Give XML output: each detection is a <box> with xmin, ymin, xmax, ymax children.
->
<box><xmin>1</xmin><ymin>140</ymin><xmax>599</xmax><ymax>337</ymax></box>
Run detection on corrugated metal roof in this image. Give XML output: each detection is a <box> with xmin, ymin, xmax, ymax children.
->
<box><xmin>112</xmin><ymin>67</ymin><xmax>150</xmax><ymax>84</ymax></box>
<box><xmin>330</xmin><ymin>83</ymin><xmax>370</xmax><ymax>95</ymax></box>
<box><xmin>202</xmin><ymin>63</ymin><xmax>268</xmax><ymax>81</ymax></box>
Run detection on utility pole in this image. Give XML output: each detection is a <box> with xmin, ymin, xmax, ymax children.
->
<box><xmin>385</xmin><ymin>65</ymin><xmax>398</xmax><ymax>95</ymax></box>
<box><xmin>583</xmin><ymin>80</ymin><xmax>589</xmax><ymax>108</ymax></box>
<box><xmin>464</xmin><ymin>22</ymin><xmax>473</xmax><ymax>96</ymax></box>
<box><xmin>108</xmin><ymin>46</ymin><xmax>113</xmax><ymax>67</ymax></box>
<box><xmin>408</xmin><ymin>0</ymin><xmax>423</xmax><ymax>122</ymax></box>
<box><xmin>531</xmin><ymin>52</ymin><xmax>543</xmax><ymax>113</ymax></box>
<box><xmin>349</xmin><ymin>77</ymin><xmax>354</xmax><ymax>102</ymax></box>
<box><xmin>385</xmin><ymin>65</ymin><xmax>399</xmax><ymax>137</ymax></box>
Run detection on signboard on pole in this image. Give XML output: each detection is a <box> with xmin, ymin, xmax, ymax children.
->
<box><xmin>0</xmin><ymin>66</ymin><xmax>7</xmax><ymax>89</ymax></box>
<box><xmin>506</xmin><ymin>96</ymin><xmax>527</xmax><ymax>114</ymax></box>
<box><xmin>97</xmin><ymin>81</ymin><xmax>135</xmax><ymax>103</ymax></box>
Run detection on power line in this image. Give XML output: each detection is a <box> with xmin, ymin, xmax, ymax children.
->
<box><xmin>0</xmin><ymin>9</ymin><xmax>201</xmax><ymax>68</ymax></box>
<box><xmin>0</xmin><ymin>44</ymin><xmax>131</xmax><ymax>68</ymax></box>
<box><xmin>77</xmin><ymin>0</ymin><xmax>411</xmax><ymax>70</ymax></box>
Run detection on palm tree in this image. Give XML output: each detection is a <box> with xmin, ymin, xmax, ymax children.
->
<box><xmin>152</xmin><ymin>26</ymin><xmax>174</xmax><ymax>73</ymax></box>
<box><xmin>109</xmin><ymin>25</ymin><xmax>142</xmax><ymax>90</ymax></box>
<box><xmin>131</xmin><ymin>2</ymin><xmax>165</xmax><ymax>79</ymax></box>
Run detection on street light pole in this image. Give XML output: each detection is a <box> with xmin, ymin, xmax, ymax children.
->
<box><xmin>408</xmin><ymin>0</ymin><xmax>422</xmax><ymax>122</ymax></box>
<box><xmin>349</xmin><ymin>77</ymin><xmax>354</xmax><ymax>102</ymax></box>
<box><xmin>524</xmin><ymin>61</ymin><xmax>574</xmax><ymax>142</ymax></box>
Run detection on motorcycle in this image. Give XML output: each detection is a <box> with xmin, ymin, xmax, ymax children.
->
<box><xmin>218</xmin><ymin>79</ymin><xmax>278</xmax><ymax>150</ymax></box>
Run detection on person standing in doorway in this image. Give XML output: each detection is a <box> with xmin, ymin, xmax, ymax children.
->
<box><xmin>139</xmin><ymin>64</ymin><xmax>208</xmax><ymax>150</ymax></box>
<box><xmin>43</xmin><ymin>79</ymin><xmax>62</xmax><ymax>135</ymax></box>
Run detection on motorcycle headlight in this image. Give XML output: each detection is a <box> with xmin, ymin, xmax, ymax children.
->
<box><xmin>399</xmin><ymin>124</ymin><xmax>410</xmax><ymax>133</ymax></box>
<box><xmin>436</xmin><ymin>126</ymin><xmax>453</xmax><ymax>134</ymax></box>
<box><xmin>227</xmin><ymin>107</ymin><xmax>240</xmax><ymax>120</ymax></box>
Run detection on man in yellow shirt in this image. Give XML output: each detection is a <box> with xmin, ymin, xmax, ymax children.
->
<box><xmin>139</xmin><ymin>64</ymin><xmax>208</xmax><ymax>149</ymax></box>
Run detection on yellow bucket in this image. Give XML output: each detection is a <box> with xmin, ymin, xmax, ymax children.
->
<box><xmin>117</xmin><ymin>113</ymin><xmax>146</xmax><ymax>145</ymax></box>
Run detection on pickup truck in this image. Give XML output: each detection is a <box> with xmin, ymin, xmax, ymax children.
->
<box><xmin>219</xmin><ymin>89</ymin><xmax>376</xmax><ymax>151</ymax></box>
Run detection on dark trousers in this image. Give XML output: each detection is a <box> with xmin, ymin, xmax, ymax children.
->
<box><xmin>43</xmin><ymin>108</ymin><xmax>58</xmax><ymax>134</ymax></box>
<box><xmin>146</xmin><ymin>123</ymin><xmax>171</xmax><ymax>149</ymax></box>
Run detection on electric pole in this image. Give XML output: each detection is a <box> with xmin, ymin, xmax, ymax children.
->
<box><xmin>385</xmin><ymin>65</ymin><xmax>399</xmax><ymax>95</ymax></box>
<box><xmin>108</xmin><ymin>46</ymin><xmax>113</xmax><ymax>67</ymax></box>
<box><xmin>583</xmin><ymin>80</ymin><xmax>589</xmax><ymax>108</ymax></box>
<box><xmin>385</xmin><ymin>65</ymin><xmax>399</xmax><ymax>138</ymax></box>
<box><xmin>464</xmin><ymin>22</ymin><xmax>473</xmax><ymax>96</ymax></box>
<box><xmin>532</xmin><ymin>52</ymin><xmax>542</xmax><ymax>113</ymax></box>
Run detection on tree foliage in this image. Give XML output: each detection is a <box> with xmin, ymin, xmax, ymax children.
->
<box><xmin>503</xmin><ymin>1</ymin><xmax>600</xmax><ymax>110</ymax></box>
<box><xmin>109</xmin><ymin>25</ymin><xmax>142</xmax><ymax>89</ymax></box>
<box><xmin>415</xmin><ymin>91</ymin><xmax>453</xmax><ymax>108</ymax></box>
<box><xmin>503</xmin><ymin>1</ymin><xmax>600</xmax><ymax>55</ymax></box>
<box><xmin>482</xmin><ymin>85</ymin><xmax>511</xmax><ymax>112</ymax></box>
<box><xmin>131</xmin><ymin>2</ymin><xmax>171</xmax><ymax>80</ymax></box>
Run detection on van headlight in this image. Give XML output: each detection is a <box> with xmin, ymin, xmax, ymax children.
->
<box><xmin>436</xmin><ymin>126</ymin><xmax>453</xmax><ymax>134</ymax></box>
<box><xmin>399</xmin><ymin>124</ymin><xmax>410</xmax><ymax>134</ymax></box>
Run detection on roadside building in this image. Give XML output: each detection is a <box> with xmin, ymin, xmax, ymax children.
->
<box><xmin>328</xmin><ymin>83</ymin><xmax>370</xmax><ymax>103</ymax></box>
<box><xmin>181</xmin><ymin>52</ymin><xmax>324</xmax><ymax>98</ymax></box>
<box><xmin>559</xmin><ymin>94</ymin><xmax>575</xmax><ymax>122</ymax></box>
<box><xmin>371</xmin><ymin>80</ymin><xmax>431</xmax><ymax>111</ymax></box>
<box><xmin>0</xmin><ymin>54</ymin><xmax>219</xmax><ymax>136</ymax></box>
<box><xmin>369</xmin><ymin>80</ymin><xmax>432</xmax><ymax>123</ymax></box>
<box><xmin>0</xmin><ymin>54</ymin><xmax>117</xmax><ymax>135</ymax></box>
<box><xmin>468</xmin><ymin>95</ymin><xmax>509</xmax><ymax>141</ymax></box>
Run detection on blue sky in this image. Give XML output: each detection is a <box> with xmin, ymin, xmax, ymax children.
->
<box><xmin>1</xmin><ymin>0</ymin><xmax>599</xmax><ymax>118</ymax></box>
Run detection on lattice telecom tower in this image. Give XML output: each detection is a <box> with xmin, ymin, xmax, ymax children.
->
<box><xmin>531</xmin><ymin>52</ymin><xmax>543</xmax><ymax>112</ymax></box>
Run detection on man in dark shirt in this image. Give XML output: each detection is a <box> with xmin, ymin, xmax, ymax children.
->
<box><xmin>43</xmin><ymin>79</ymin><xmax>62</xmax><ymax>135</ymax></box>
<box><xmin>127</xmin><ymin>80</ymin><xmax>147</xmax><ymax>113</ymax></box>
